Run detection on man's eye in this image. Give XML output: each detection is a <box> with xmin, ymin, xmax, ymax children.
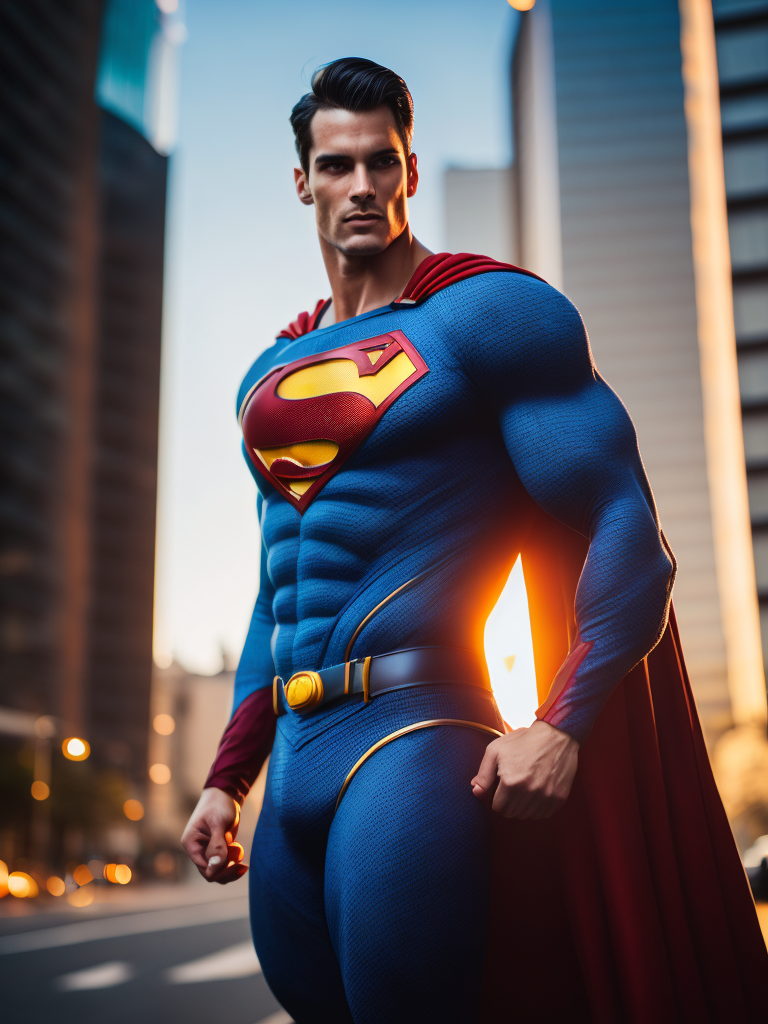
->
<box><xmin>376</xmin><ymin>157</ymin><xmax>397</xmax><ymax>167</ymax></box>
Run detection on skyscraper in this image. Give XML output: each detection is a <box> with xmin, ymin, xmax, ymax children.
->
<box><xmin>0</xmin><ymin>0</ymin><xmax>178</xmax><ymax>862</ymax></box>
<box><xmin>511</xmin><ymin>0</ymin><xmax>767</xmax><ymax>748</ymax></box>
<box><xmin>714</xmin><ymin>0</ymin><xmax>768</xmax><ymax>682</ymax></box>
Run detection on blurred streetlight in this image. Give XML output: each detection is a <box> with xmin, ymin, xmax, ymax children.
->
<box><xmin>104</xmin><ymin>863</ymin><xmax>132</xmax><ymax>884</ymax></box>
<box><xmin>73</xmin><ymin>864</ymin><xmax>93</xmax><ymax>886</ymax></box>
<box><xmin>8</xmin><ymin>872</ymin><xmax>38</xmax><ymax>898</ymax></box>
<box><xmin>153</xmin><ymin>713</ymin><xmax>175</xmax><ymax>735</ymax></box>
<box><xmin>508</xmin><ymin>0</ymin><xmax>536</xmax><ymax>9</ymax></box>
<box><xmin>31</xmin><ymin>781</ymin><xmax>50</xmax><ymax>801</ymax></box>
<box><xmin>62</xmin><ymin>737</ymin><xmax>90</xmax><ymax>761</ymax></box>
<box><xmin>123</xmin><ymin>799</ymin><xmax>145</xmax><ymax>821</ymax></box>
<box><xmin>149</xmin><ymin>762</ymin><xmax>171</xmax><ymax>784</ymax></box>
<box><xmin>67</xmin><ymin>886</ymin><xmax>95</xmax><ymax>907</ymax></box>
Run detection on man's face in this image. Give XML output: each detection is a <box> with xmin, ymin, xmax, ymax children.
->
<box><xmin>294</xmin><ymin>105</ymin><xmax>418</xmax><ymax>256</ymax></box>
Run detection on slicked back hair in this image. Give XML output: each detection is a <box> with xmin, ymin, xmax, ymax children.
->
<box><xmin>290</xmin><ymin>57</ymin><xmax>414</xmax><ymax>174</ymax></box>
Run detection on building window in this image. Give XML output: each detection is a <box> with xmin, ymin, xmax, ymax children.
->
<box><xmin>738</xmin><ymin>346</ymin><xmax>768</xmax><ymax>401</ymax></box>
<box><xmin>751</xmin><ymin>530</ymin><xmax>768</xmax><ymax>590</ymax></box>
<box><xmin>716</xmin><ymin>25</ymin><xmax>768</xmax><ymax>86</ymax></box>
<box><xmin>729</xmin><ymin>208</ymin><xmax>768</xmax><ymax>270</ymax></box>
<box><xmin>723</xmin><ymin>139</ymin><xmax>768</xmax><ymax>197</ymax></box>
<box><xmin>721</xmin><ymin>91</ymin><xmax>768</xmax><ymax>132</ymax></box>
<box><xmin>748</xmin><ymin>470</ymin><xmax>768</xmax><ymax>520</ymax></box>
<box><xmin>734</xmin><ymin>282</ymin><xmax>768</xmax><ymax>341</ymax></box>
<box><xmin>743</xmin><ymin>410</ymin><xmax>768</xmax><ymax>463</ymax></box>
<box><xmin>713</xmin><ymin>0</ymin><xmax>768</xmax><ymax>18</ymax></box>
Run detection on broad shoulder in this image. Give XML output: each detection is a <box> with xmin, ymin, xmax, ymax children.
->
<box><xmin>431</xmin><ymin>269</ymin><xmax>580</xmax><ymax>333</ymax></box>
<box><xmin>427</xmin><ymin>270</ymin><xmax>591</xmax><ymax>380</ymax></box>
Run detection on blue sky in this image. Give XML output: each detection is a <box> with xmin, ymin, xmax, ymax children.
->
<box><xmin>155</xmin><ymin>0</ymin><xmax>522</xmax><ymax>680</ymax></box>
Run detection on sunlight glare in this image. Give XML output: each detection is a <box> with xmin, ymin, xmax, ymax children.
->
<box><xmin>484</xmin><ymin>557</ymin><xmax>538</xmax><ymax>729</ymax></box>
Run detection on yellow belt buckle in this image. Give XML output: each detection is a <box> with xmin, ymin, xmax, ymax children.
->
<box><xmin>284</xmin><ymin>670</ymin><xmax>324</xmax><ymax>712</ymax></box>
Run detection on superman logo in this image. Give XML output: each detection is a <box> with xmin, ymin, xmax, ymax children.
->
<box><xmin>239</xmin><ymin>330</ymin><xmax>428</xmax><ymax>511</ymax></box>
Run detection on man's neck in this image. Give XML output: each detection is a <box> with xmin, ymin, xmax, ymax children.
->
<box><xmin>319</xmin><ymin>227</ymin><xmax>432</xmax><ymax>326</ymax></box>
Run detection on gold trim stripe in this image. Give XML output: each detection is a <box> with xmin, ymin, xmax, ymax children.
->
<box><xmin>334</xmin><ymin>719</ymin><xmax>502</xmax><ymax>813</ymax></box>
<box><xmin>344</xmin><ymin>575</ymin><xmax>421</xmax><ymax>662</ymax></box>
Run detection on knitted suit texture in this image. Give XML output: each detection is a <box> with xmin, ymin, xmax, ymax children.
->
<box><xmin>234</xmin><ymin>271</ymin><xmax>674</xmax><ymax>1022</ymax></box>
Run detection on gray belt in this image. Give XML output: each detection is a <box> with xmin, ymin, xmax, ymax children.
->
<box><xmin>273</xmin><ymin>646</ymin><xmax>491</xmax><ymax>716</ymax></box>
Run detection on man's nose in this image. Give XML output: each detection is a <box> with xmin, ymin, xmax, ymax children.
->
<box><xmin>349</xmin><ymin>164</ymin><xmax>375</xmax><ymax>201</ymax></box>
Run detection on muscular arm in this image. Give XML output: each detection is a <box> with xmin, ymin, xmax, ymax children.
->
<box><xmin>182</xmin><ymin>494</ymin><xmax>278</xmax><ymax>880</ymax></box>
<box><xmin>459</xmin><ymin>274</ymin><xmax>674</xmax><ymax>814</ymax></box>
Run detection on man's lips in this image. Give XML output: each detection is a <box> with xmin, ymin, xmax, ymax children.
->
<box><xmin>344</xmin><ymin>213</ymin><xmax>383</xmax><ymax>226</ymax></box>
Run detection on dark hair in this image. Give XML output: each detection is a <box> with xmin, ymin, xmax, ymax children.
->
<box><xmin>290</xmin><ymin>57</ymin><xmax>414</xmax><ymax>173</ymax></box>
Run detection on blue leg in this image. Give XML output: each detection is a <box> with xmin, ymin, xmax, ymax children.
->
<box><xmin>325</xmin><ymin>725</ymin><xmax>493</xmax><ymax>1024</ymax></box>
<box><xmin>250</xmin><ymin>752</ymin><xmax>355</xmax><ymax>1024</ymax></box>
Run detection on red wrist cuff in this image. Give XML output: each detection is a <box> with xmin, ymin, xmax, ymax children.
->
<box><xmin>204</xmin><ymin>687</ymin><xmax>276</xmax><ymax>804</ymax></box>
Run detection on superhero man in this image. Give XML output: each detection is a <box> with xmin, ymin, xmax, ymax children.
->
<box><xmin>182</xmin><ymin>59</ymin><xmax>768</xmax><ymax>1023</ymax></box>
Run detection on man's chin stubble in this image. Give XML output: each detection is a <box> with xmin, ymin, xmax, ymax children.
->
<box><xmin>332</xmin><ymin>237</ymin><xmax>390</xmax><ymax>257</ymax></box>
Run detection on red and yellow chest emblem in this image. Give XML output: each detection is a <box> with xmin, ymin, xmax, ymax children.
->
<box><xmin>239</xmin><ymin>330</ymin><xmax>428</xmax><ymax>512</ymax></box>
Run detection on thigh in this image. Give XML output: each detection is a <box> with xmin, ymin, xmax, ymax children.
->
<box><xmin>250</xmin><ymin>752</ymin><xmax>354</xmax><ymax>1024</ymax></box>
<box><xmin>325</xmin><ymin>724</ymin><xmax>493</xmax><ymax>1024</ymax></box>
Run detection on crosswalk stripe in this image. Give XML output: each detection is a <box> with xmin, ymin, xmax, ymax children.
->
<box><xmin>56</xmin><ymin>961</ymin><xmax>135</xmax><ymax>991</ymax></box>
<box><xmin>254</xmin><ymin>1013</ymin><xmax>293</xmax><ymax>1024</ymax></box>
<box><xmin>0</xmin><ymin>897</ymin><xmax>249</xmax><ymax>954</ymax></box>
<box><xmin>166</xmin><ymin>941</ymin><xmax>261</xmax><ymax>983</ymax></box>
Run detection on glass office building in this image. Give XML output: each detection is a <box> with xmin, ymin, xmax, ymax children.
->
<box><xmin>715</xmin><ymin>1</ymin><xmax>768</xmax><ymax>654</ymax></box>
<box><xmin>0</xmin><ymin>0</ymin><xmax>179</xmax><ymax>867</ymax></box>
<box><xmin>447</xmin><ymin>0</ymin><xmax>768</xmax><ymax>745</ymax></box>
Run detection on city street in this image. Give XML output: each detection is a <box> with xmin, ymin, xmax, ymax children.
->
<box><xmin>0</xmin><ymin>886</ymin><xmax>290</xmax><ymax>1024</ymax></box>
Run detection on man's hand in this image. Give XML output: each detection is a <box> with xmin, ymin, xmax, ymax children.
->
<box><xmin>181</xmin><ymin>787</ymin><xmax>247</xmax><ymax>884</ymax></box>
<box><xmin>471</xmin><ymin>720</ymin><xmax>579</xmax><ymax>819</ymax></box>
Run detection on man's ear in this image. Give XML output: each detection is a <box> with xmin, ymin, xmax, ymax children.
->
<box><xmin>406</xmin><ymin>152</ymin><xmax>419</xmax><ymax>199</ymax></box>
<box><xmin>294</xmin><ymin>167</ymin><xmax>314</xmax><ymax>206</ymax></box>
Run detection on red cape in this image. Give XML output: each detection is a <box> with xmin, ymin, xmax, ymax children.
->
<box><xmin>483</xmin><ymin>511</ymin><xmax>768</xmax><ymax>1022</ymax></box>
<box><xmin>277</xmin><ymin>253</ymin><xmax>768</xmax><ymax>1019</ymax></box>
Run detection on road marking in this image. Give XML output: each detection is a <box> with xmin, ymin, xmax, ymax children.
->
<box><xmin>166</xmin><ymin>940</ymin><xmax>261</xmax><ymax>983</ymax></box>
<box><xmin>56</xmin><ymin>961</ymin><xmax>135</xmax><ymax>991</ymax></box>
<box><xmin>0</xmin><ymin>898</ymin><xmax>249</xmax><ymax>954</ymax></box>
<box><xmin>254</xmin><ymin>1013</ymin><xmax>293</xmax><ymax>1024</ymax></box>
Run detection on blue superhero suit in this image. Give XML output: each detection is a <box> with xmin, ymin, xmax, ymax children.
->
<box><xmin>219</xmin><ymin>258</ymin><xmax>676</xmax><ymax>1024</ymax></box>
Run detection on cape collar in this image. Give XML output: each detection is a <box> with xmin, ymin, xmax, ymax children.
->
<box><xmin>276</xmin><ymin>252</ymin><xmax>543</xmax><ymax>341</ymax></box>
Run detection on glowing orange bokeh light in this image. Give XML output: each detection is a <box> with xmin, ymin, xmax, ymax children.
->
<box><xmin>67</xmin><ymin>885</ymin><xmax>95</xmax><ymax>907</ymax></box>
<box><xmin>0</xmin><ymin>860</ymin><xmax>8</xmax><ymax>898</ymax></box>
<box><xmin>31</xmin><ymin>780</ymin><xmax>50</xmax><ymax>801</ymax></box>
<box><xmin>46</xmin><ymin>876</ymin><xmax>66</xmax><ymax>897</ymax></box>
<box><xmin>153</xmin><ymin>713</ymin><xmax>175</xmax><ymax>735</ymax></box>
<box><xmin>149</xmin><ymin>762</ymin><xmax>171</xmax><ymax>785</ymax></box>
<box><xmin>123</xmin><ymin>798</ymin><xmax>145</xmax><ymax>821</ymax></box>
<box><xmin>72</xmin><ymin>864</ymin><xmax>93</xmax><ymax>886</ymax></box>
<box><xmin>8</xmin><ymin>872</ymin><xmax>38</xmax><ymax>898</ymax></box>
<box><xmin>508</xmin><ymin>0</ymin><xmax>536</xmax><ymax>10</ymax></box>
<box><xmin>62</xmin><ymin>737</ymin><xmax>90</xmax><ymax>761</ymax></box>
<box><xmin>105</xmin><ymin>863</ymin><xmax>132</xmax><ymax>884</ymax></box>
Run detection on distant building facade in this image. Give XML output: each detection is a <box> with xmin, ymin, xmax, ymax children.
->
<box><xmin>446</xmin><ymin>0</ymin><xmax>768</xmax><ymax>748</ymax></box>
<box><xmin>147</xmin><ymin>660</ymin><xmax>263</xmax><ymax>875</ymax></box>
<box><xmin>714</xmin><ymin>0</ymin><xmax>768</xmax><ymax>670</ymax></box>
<box><xmin>0</xmin><ymin>0</ymin><xmax>177</xmax><ymax>867</ymax></box>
